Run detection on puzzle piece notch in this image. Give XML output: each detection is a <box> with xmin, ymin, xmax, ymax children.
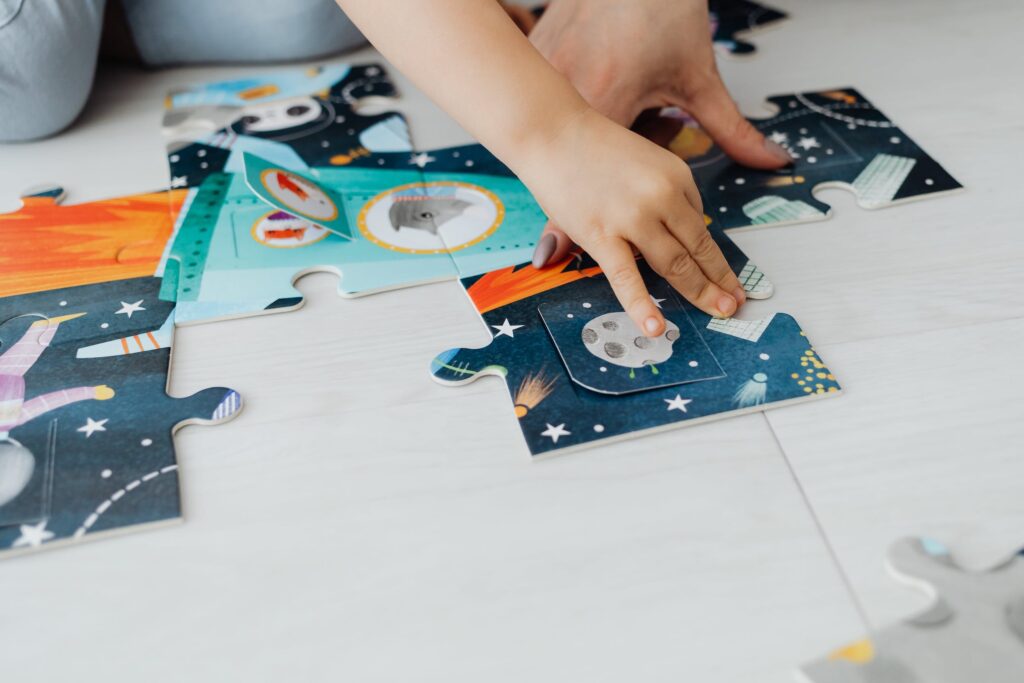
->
<box><xmin>0</xmin><ymin>278</ymin><xmax>243</xmax><ymax>556</ymax></box>
<box><xmin>801</xmin><ymin>537</ymin><xmax>1024</xmax><ymax>683</ymax></box>
<box><xmin>669</xmin><ymin>87</ymin><xmax>963</xmax><ymax>232</ymax></box>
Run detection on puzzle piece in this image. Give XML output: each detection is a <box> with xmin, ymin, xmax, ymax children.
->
<box><xmin>242</xmin><ymin>153</ymin><xmax>353</xmax><ymax>238</ymax></box>
<box><xmin>709</xmin><ymin>0</ymin><xmax>788</xmax><ymax>55</ymax></box>
<box><xmin>429</xmin><ymin>247</ymin><xmax>837</xmax><ymax>457</ymax></box>
<box><xmin>164</xmin><ymin>63</ymin><xmax>414</xmax><ymax>189</ymax></box>
<box><xmin>0</xmin><ymin>278</ymin><xmax>242</xmax><ymax>556</ymax></box>
<box><xmin>801</xmin><ymin>538</ymin><xmax>1024</xmax><ymax>682</ymax></box>
<box><xmin>0</xmin><ymin>184</ymin><xmax>185</xmax><ymax>298</ymax></box>
<box><xmin>665</xmin><ymin>88</ymin><xmax>962</xmax><ymax>230</ymax></box>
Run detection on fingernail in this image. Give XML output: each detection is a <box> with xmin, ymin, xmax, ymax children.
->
<box><xmin>644</xmin><ymin>317</ymin><xmax>662</xmax><ymax>335</ymax></box>
<box><xmin>717</xmin><ymin>294</ymin><xmax>737</xmax><ymax>317</ymax></box>
<box><xmin>531</xmin><ymin>233</ymin><xmax>556</xmax><ymax>269</ymax></box>
<box><xmin>732</xmin><ymin>286</ymin><xmax>747</xmax><ymax>307</ymax></box>
<box><xmin>764</xmin><ymin>139</ymin><xmax>793</xmax><ymax>165</ymax></box>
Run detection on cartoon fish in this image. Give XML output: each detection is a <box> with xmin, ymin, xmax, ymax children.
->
<box><xmin>388</xmin><ymin>195</ymin><xmax>471</xmax><ymax>235</ymax></box>
<box><xmin>275</xmin><ymin>172</ymin><xmax>309</xmax><ymax>201</ymax></box>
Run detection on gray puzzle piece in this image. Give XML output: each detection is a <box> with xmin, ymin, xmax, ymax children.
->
<box><xmin>800</xmin><ymin>537</ymin><xmax>1024</xmax><ymax>683</ymax></box>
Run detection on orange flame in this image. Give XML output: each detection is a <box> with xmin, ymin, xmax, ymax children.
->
<box><xmin>466</xmin><ymin>254</ymin><xmax>601</xmax><ymax>314</ymax></box>
<box><xmin>0</xmin><ymin>190</ymin><xmax>185</xmax><ymax>297</ymax></box>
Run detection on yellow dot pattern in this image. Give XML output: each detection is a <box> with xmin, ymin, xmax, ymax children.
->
<box><xmin>793</xmin><ymin>347</ymin><xmax>839</xmax><ymax>395</ymax></box>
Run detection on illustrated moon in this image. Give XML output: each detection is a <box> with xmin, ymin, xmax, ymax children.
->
<box><xmin>0</xmin><ymin>439</ymin><xmax>35</xmax><ymax>508</ymax></box>
<box><xmin>581</xmin><ymin>312</ymin><xmax>680</xmax><ymax>369</ymax></box>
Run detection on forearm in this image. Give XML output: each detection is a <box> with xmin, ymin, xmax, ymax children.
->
<box><xmin>335</xmin><ymin>0</ymin><xmax>589</xmax><ymax>174</ymax></box>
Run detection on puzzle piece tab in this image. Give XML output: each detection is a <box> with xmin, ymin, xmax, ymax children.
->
<box><xmin>0</xmin><ymin>278</ymin><xmax>242</xmax><ymax>556</ymax></box>
<box><xmin>164</xmin><ymin>63</ymin><xmax>414</xmax><ymax>189</ymax></box>
<box><xmin>709</xmin><ymin>0</ymin><xmax>788</xmax><ymax>55</ymax></box>
<box><xmin>430</xmin><ymin>246</ymin><xmax>837</xmax><ymax>457</ymax></box>
<box><xmin>666</xmin><ymin>88</ymin><xmax>962</xmax><ymax>230</ymax></box>
<box><xmin>801</xmin><ymin>538</ymin><xmax>1024</xmax><ymax>683</ymax></box>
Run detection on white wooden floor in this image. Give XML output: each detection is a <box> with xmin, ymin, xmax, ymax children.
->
<box><xmin>1</xmin><ymin>1</ymin><xmax>1022</xmax><ymax>680</ymax></box>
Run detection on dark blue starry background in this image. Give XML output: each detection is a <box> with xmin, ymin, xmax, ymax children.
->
<box><xmin>431</xmin><ymin>247</ymin><xmax>839</xmax><ymax>457</ymax></box>
<box><xmin>0</xmin><ymin>278</ymin><xmax>238</xmax><ymax>553</ymax></box>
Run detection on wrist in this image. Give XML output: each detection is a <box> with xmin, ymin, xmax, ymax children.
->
<box><xmin>498</xmin><ymin>88</ymin><xmax>594</xmax><ymax>180</ymax></box>
<box><xmin>504</xmin><ymin>99</ymin><xmax>608</xmax><ymax>187</ymax></box>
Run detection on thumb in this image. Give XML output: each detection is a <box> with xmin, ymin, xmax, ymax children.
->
<box><xmin>678</xmin><ymin>77</ymin><xmax>792</xmax><ymax>170</ymax></box>
<box><xmin>531</xmin><ymin>221</ymin><xmax>575</xmax><ymax>269</ymax></box>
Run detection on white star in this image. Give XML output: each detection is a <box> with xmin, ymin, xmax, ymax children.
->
<box><xmin>115</xmin><ymin>300</ymin><xmax>146</xmax><ymax>318</ymax></box>
<box><xmin>491</xmin><ymin>319</ymin><xmax>524</xmax><ymax>338</ymax></box>
<box><xmin>409</xmin><ymin>153</ymin><xmax>436</xmax><ymax>168</ymax></box>
<box><xmin>796</xmin><ymin>136</ymin><xmax>820</xmax><ymax>150</ymax></box>
<box><xmin>768</xmin><ymin>131</ymin><xmax>788</xmax><ymax>144</ymax></box>
<box><xmin>650</xmin><ymin>295</ymin><xmax>666</xmax><ymax>309</ymax></box>
<box><xmin>12</xmin><ymin>520</ymin><xmax>54</xmax><ymax>548</ymax></box>
<box><xmin>541</xmin><ymin>423</ymin><xmax>571</xmax><ymax>443</ymax></box>
<box><xmin>77</xmin><ymin>417</ymin><xmax>108</xmax><ymax>438</ymax></box>
<box><xmin>664</xmin><ymin>395</ymin><xmax>692</xmax><ymax>413</ymax></box>
<box><xmin>170</xmin><ymin>176</ymin><xmax>188</xmax><ymax>188</ymax></box>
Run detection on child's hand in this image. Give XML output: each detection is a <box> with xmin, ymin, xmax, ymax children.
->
<box><xmin>334</xmin><ymin>0</ymin><xmax>770</xmax><ymax>334</ymax></box>
<box><xmin>529</xmin><ymin>0</ymin><xmax>792</xmax><ymax>270</ymax></box>
<box><xmin>518</xmin><ymin>107</ymin><xmax>745</xmax><ymax>335</ymax></box>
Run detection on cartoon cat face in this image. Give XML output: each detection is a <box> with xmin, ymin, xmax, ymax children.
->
<box><xmin>238</xmin><ymin>96</ymin><xmax>323</xmax><ymax>134</ymax></box>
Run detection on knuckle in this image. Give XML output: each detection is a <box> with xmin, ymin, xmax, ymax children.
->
<box><xmin>690</xmin><ymin>230</ymin><xmax>720</xmax><ymax>263</ymax></box>
<box><xmin>730</xmin><ymin>115</ymin><xmax>759</xmax><ymax>143</ymax></box>
<box><xmin>666</xmin><ymin>251</ymin><xmax>699</xmax><ymax>279</ymax></box>
<box><xmin>606</xmin><ymin>263</ymin><xmax>641</xmax><ymax>290</ymax></box>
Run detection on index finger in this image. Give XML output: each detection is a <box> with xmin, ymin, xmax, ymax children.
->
<box><xmin>586</xmin><ymin>237</ymin><xmax>665</xmax><ymax>337</ymax></box>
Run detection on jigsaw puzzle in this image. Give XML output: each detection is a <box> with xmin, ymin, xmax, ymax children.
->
<box><xmin>0</xmin><ymin>185</ymin><xmax>186</xmax><ymax>297</ymax></box>
<box><xmin>709</xmin><ymin>0</ymin><xmax>788</xmax><ymax>55</ymax></box>
<box><xmin>163</xmin><ymin>63</ymin><xmax>414</xmax><ymax>189</ymax></box>
<box><xmin>429</xmin><ymin>246</ymin><xmax>836</xmax><ymax>457</ymax></box>
<box><xmin>664</xmin><ymin>87</ymin><xmax>962</xmax><ymax>230</ymax></box>
<box><xmin>0</xmin><ymin>277</ymin><xmax>242</xmax><ymax>556</ymax></box>
<box><xmin>162</xmin><ymin>143</ymin><xmax>774</xmax><ymax>325</ymax></box>
<box><xmin>801</xmin><ymin>537</ymin><xmax>1024</xmax><ymax>682</ymax></box>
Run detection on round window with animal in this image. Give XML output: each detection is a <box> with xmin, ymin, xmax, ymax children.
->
<box><xmin>358</xmin><ymin>181</ymin><xmax>503</xmax><ymax>255</ymax></box>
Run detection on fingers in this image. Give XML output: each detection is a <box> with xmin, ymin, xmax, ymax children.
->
<box><xmin>587</xmin><ymin>238</ymin><xmax>666</xmax><ymax>337</ymax></box>
<box><xmin>664</xmin><ymin>207</ymin><xmax>746</xmax><ymax>308</ymax></box>
<box><xmin>639</xmin><ymin>226</ymin><xmax>740</xmax><ymax>319</ymax></box>
<box><xmin>678</xmin><ymin>76</ymin><xmax>793</xmax><ymax>170</ymax></box>
<box><xmin>531</xmin><ymin>221</ymin><xmax>575</xmax><ymax>268</ymax></box>
<box><xmin>498</xmin><ymin>1</ymin><xmax>538</xmax><ymax>34</ymax></box>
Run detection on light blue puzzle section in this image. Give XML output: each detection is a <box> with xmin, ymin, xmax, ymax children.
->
<box><xmin>168</xmin><ymin>65</ymin><xmax>351</xmax><ymax>108</ymax></box>
<box><xmin>168</xmin><ymin>169</ymin><xmax>459</xmax><ymax>324</ymax></box>
<box><xmin>420</xmin><ymin>170</ymin><xmax>546</xmax><ymax>277</ymax></box>
<box><xmin>166</xmin><ymin>163</ymin><xmax>547</xmax><ymax>324</ymax></box>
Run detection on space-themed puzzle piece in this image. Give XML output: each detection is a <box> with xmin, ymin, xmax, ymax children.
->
<box><xmin>665</xmin><ymin>87</ymin><xmax>963</xmax><ymax>231</ymax></box>
<box><xmin>708</xmin><ymin>0</ymin><xmax>788</xmax><ymax>55</ymax></box>
<box><xmin>163</xmin><ymin>63</ymin><xmax>415</xmax><ymax>189</ymax></box>
<box><xmin>0</xmin><ymin>277</ymin><xmax>242</xmax><ymax>556</ymax></box>
<box><xmin>242</xmin><ymin>153</ymin><xmax>353</xmax><ymax>238</ymax></box>
<box><xmin>0</xmin><ymin>184</ymin><xmax>186</xmax><ymax>298</ymax></box>
<box><xmin>800</xmin><ymin>537</ymin><xmax>1024</xmax><ymax>683</ymax></box>
<box><xmin>429</xmin><ymin>245</ymin><xmax>837</xmax><ymax>457</ymax></box>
